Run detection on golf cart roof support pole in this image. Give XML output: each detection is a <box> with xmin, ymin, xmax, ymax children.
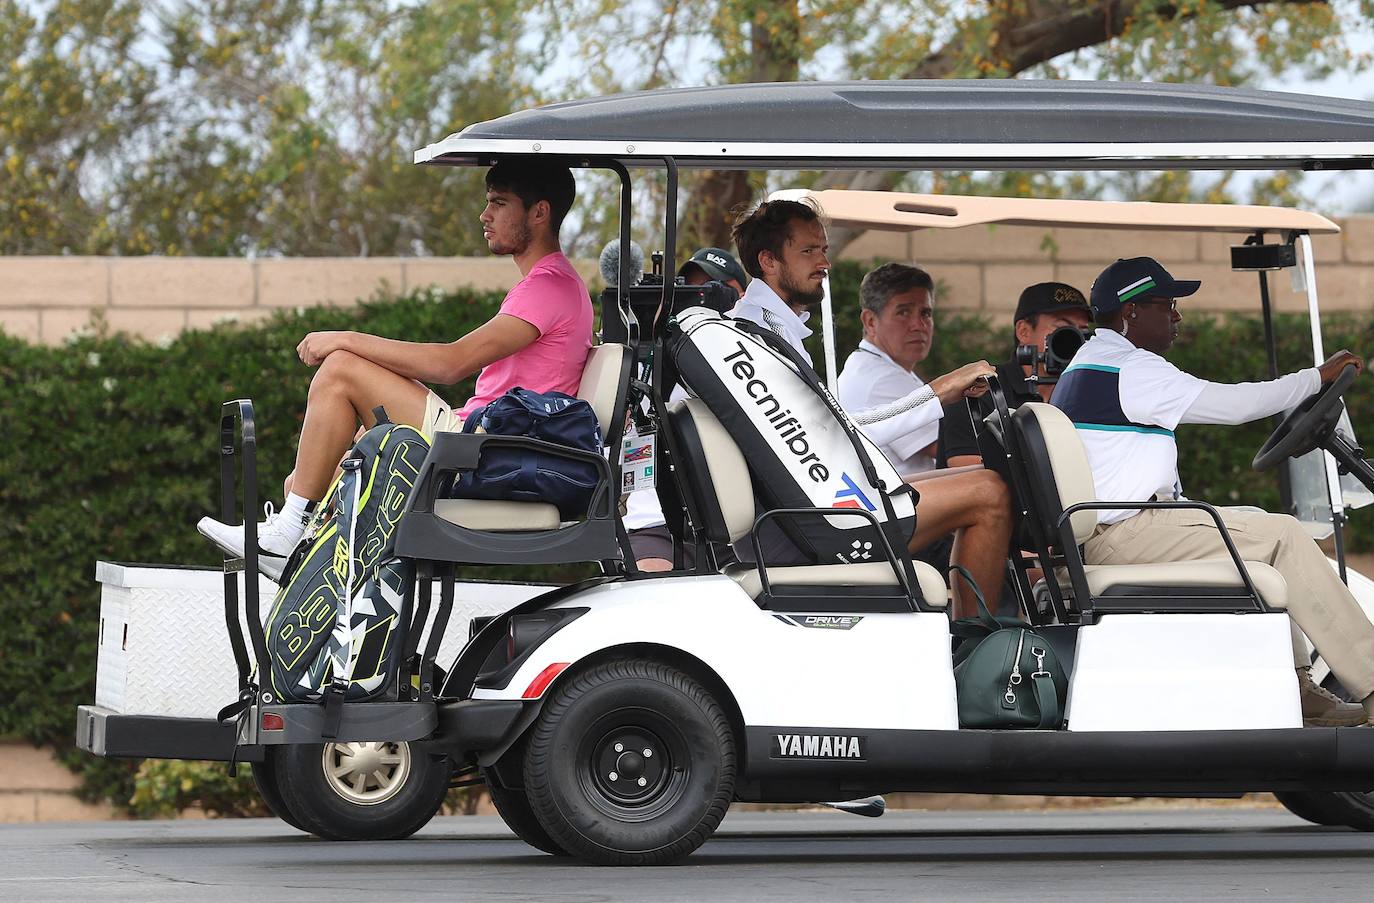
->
<box><xmin>821</xmin><ymin>274</ymin><xmax>838</xmax><ymax>394</ymax></box>
<box><xmin>1297</xmin><ymin>232</ymin><xmax>1349</xmax><ymax>584</ymax></box>
<box><xmin>608</xmin><ymin>161</ymin><xmax>636</xmax><ymax>351</ymax></box>
<box><xmin>662</xmin><ymin>156</ymin><xmax>678</xmax><ymax>322</ymax></box>
<box><xmin>1254</xmin><ymin>246</ymin><xmax>1295</xmax><ymax>516</ymax></box>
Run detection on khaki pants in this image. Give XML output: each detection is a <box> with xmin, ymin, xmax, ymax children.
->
<box><xmin>1083</xmin><ymin>506</ymin><xmax>1374</xmax><ymax>700</ymax></box>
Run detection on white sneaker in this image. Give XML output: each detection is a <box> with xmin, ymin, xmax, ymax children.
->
<box><xmin>197</xmin><ymin>503</ymin><xmax>307</xmax><ymax>579</ymax></box>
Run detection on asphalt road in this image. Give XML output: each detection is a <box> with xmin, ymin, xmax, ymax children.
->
<box><xmin>3</xmin><ymin>808</ymin><xmax>1371</xmax><ymax>902</ymax></box>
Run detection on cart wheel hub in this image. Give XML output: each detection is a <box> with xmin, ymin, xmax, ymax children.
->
<box><xmin>615</xmin><ymin>750</ymin><xmax>646</xmax><ymax>779</ymax></box>
<box><xmin>591</xmin><ymin>729</ymin><xmax>670</xmax><ymax>808</ymax></box>
<box><xmin>322</xmin><ymin>740</ymin><xmax>411</xmax><ymax>806</ymax></box>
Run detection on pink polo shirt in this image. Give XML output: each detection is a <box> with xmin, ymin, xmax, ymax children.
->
<box><xmin>457</xmin><ymin>252</ymin><xmax>592</xmax><ymax>419</ymax></box>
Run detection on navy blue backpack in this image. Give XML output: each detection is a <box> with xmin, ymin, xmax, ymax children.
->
<box><xmin>451</xmin><ymin>388</ymin><xmax>602</xmax><ymax>519</ymax></box>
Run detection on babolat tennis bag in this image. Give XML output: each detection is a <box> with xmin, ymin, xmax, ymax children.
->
<box><xmin>667</xmin><ymin>306</ymin><xmax>915</xmax><ymax>563</ymax></box>
<box><xmin>264</xmin><ymin>411</ymin><xmax>429</xmax><ymax>704</ymax></box>
<box><xmin>449</xmin><ymin>387</ymin><xmax>602</xmax><ymax>519</ymax></box>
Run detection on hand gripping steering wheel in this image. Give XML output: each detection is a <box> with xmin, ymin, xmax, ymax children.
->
<box><xmin>1252</xmin><ymin>364</ymin><xmax>1358</xmax><ymax>471</ymax></box>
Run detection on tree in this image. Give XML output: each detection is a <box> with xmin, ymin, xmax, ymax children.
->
<box><xmin>0</xmin><ymin>0</ymin><xmax>159</xmax><ymax>254</ymax></box>
<box><xmin>1</xmin><ymin>0</ymin><xmax>545</xmax><ymax>256</ymax></box>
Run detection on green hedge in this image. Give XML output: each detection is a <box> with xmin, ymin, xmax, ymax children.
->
<box><xmin>1</xmin><ymin>273</ymin><xmax>1371</xmax><ymax>810</ymax></box>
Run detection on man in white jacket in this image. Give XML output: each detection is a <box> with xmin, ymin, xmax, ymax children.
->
<box><xmin>1053</xmin><ymin>255</ymin><xmax>1372</xmax><ymax>726</ymax></box>
<box><xmin>729</xmin><ymin>199</ymin><xmax>1012</xmax><ymax>619</ymax></box>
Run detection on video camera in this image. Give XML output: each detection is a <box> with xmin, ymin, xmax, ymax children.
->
<box><xmin>599</xmin><ymin>250</ymin><xmax>739</xmax><ymax>346</ymax></box>
<box><xmin>1013</xmin><ymin>326</ymin><xmax>1091</xmax><ymax>388</ymax></box>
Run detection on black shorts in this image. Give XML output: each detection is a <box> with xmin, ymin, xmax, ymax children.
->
<box><xmin>627</xmin><ymin>525</ymin><xmax>698</xmax><ymax>568</ymax></box>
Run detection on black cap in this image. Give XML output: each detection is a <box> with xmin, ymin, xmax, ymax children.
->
<box><xmin>1013</xmin><ymin>282</ymin><xmax>1090</xmax><ymax>323</ymax></box>
<box><xmin>1090</xmin><ymin>257</ymin><xmax>1200</xmax><ymax>319</ymax></box>
<box><xmin>679</xmin><ymin>247</ymin><xmax>748</xmax><ymax>288</ymax></box>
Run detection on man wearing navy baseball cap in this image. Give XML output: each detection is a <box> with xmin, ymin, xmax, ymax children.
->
<box><xmin>1054</xmin><ymin>256</ymin><xmax>1373</xmax><ymax>726</ymax></box>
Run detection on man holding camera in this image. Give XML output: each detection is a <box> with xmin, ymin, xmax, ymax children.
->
<box><xmin>940</xmin><ymin>282</ymin><xmax>1092</xmax><ymax>468</ymax></box>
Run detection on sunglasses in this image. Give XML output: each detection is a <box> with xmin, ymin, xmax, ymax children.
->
<box><xmin>1132</xmin><ymin>297</ymin><xmax>1178</xmax><ymax>312</ymax></box>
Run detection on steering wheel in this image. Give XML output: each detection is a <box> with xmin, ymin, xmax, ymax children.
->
<box><xmin>1252</xmin><ymin>364</ymin><xmax>1358</xmax><ymax>471</ymax></box>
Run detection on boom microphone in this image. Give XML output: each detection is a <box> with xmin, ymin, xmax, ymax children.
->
<box><xmin>598</xmin><ymin>238</ymin><xmax>645</xmax><ymax>287</ymax></box>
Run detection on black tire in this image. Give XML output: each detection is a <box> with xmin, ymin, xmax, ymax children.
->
<box><xmin>1275</xmin><ymin>790</ymin><xmax>1374</xmax><ymax>830</ymax></box>
<box><xmin>523</xmin><ymin>659</ymin><xmax>735</xmax><ymax>866</ymax></box>
<box><xmin>273</xmin><ymin>740</ymin><xmax>451</xmax><ymax>841</ymax></box>
<box><xmin>251</xmin><ymin>751</ymin><xmax>307</xmax><ymax>831</ymax></box>
<box><xmin>483</xmin><ymin>768</ymin><xmax>569</xmax><ymax>856</ymax></box>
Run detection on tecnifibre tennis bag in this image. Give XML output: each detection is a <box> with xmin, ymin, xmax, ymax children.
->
<box><xmin>265</xmin><ymin>413</ymin><xmax>429</xmax><ymax>703</ymax></box>
<box><xmin>666</xmin><ymin>306</ymin><xmax>915</xmax><ymax>563</ymax></box>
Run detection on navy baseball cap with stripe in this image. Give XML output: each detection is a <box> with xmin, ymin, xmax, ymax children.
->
<box><xmin>1089</xmin><ymin>257</ymin><xmax>1201</xmax><ymax>319</ymax></box>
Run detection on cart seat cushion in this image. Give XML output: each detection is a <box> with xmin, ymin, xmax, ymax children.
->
<box><xmin>724</xmin><ymin>560</ymin><xmax>949</xmax><ymax>609</ymax></box>
<box><xmin>434</xmin><ymin>498</ymin><xmax>561</xmax><ymax>532</ymax></box>
<box><xmin>576</xmin><ymin>343</ymin><xmax>626</xmax><ymax>434</ymax></box>
<box><xmin>1039</xmin><ymin>558</ymin><xmax>1288</xmax><ymax>609</ymax></box>
<box><xmin>669</xmin><ymin>397</ymin><xmax>755</xmax><ymax>544</ymax></box>
<box><xmin>1014</xmin><ymin>403</ymin><xmax>1098</xmax><ymax>544</ymax></box>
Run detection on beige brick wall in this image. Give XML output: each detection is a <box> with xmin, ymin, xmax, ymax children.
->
<box><xmin>2</xmin><ymin>217</ymin><xmax>1372</xmax><ymax>346</ymax></box>
<box><xmin>0</xmin><ymin>742</ymin><xmax>115</xmax><ymax>822</ymax></box>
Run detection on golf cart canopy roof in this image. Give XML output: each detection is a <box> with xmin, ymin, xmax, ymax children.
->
<box><xmin>415</xmin><ymin>80</ymin><xmax>1374</xmax><ymax>171</ymax></box>
<box><xmin>793</xmin><ymin>189</ymin><xmax>1342</xmax><ymax>235</ymax></box>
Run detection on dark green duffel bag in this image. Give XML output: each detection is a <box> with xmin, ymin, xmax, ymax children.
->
<box><xmin>950</xmin><ymin>566</ymin><xmax>1068</xmax><ymax>730</ymax></box>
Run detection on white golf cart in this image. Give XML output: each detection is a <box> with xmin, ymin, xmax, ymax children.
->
<box><xmin>76</xmin><ymin>80</ymin><xmax>1374</xmax><ymax>864</ymax></box>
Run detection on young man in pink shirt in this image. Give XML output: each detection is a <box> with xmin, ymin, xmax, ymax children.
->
<box><xmin>198</xmin><ymin>160</ymin><xmax>592</xmax><ymax>572</ymax></box>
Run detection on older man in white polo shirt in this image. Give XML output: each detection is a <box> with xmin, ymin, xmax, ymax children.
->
<box><xmin>1054</xmin><ymin>255</ymin><xmax>1373</xmax><ymax>727</ymax></box>
<box><xmin>837</xmin><ymin>263</ymin><xmax>996</xmax><ymax>478</ymax></box>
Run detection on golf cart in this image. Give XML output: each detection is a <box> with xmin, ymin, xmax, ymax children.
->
<box><xmin>75</xmin><ymin>80</ymin><xmax>1374</xmax><ymax>864</ymax></box>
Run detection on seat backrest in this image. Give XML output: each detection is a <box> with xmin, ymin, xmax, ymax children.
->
<box><xmin>667</xmin><ymin>397</ymin><xmax>755</xmax><ymax>544</ymax></box>
<box><xmin>1012</xmin><ymin>403</ymin><xmax>1099</xmax><ymax>546</ymax></box>
<box><xmin>576</xmin><ymin>343</ymin><xmax>627</xmax><ymax>435</ymax></box>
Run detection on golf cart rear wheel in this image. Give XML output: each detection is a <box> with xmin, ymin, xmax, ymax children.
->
<box><xmin>483</xmin><ymin>767</ymin><xmax>569</xmax><ymax>856</ymax></box>
<box><xmin>523</xmin><ymin>659</ymin><xmax>735</xmax><ymax>866</ymax></box>
<box><xmin>1275</xmin><ymin>790</ymin><xmax>1374</xmax><ymax>830</ymax></box>
<box><xmin>251</xmin><ymin>752</ymin><xmax>306</xmax><ymax>831</ymax></box>
<box><xmin>273</xmin><ymin>740</ymin><xmax>451</xmax><ymax>841</ymax></box>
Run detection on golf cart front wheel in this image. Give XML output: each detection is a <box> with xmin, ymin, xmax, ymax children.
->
<box><xmin>1275</xmin><ymin>790</ymin><xmax>1374</xmax><ymax>830</ymax></box>
<box><xmin>272</xmin><ymin>740</ymin><xmax>452</xmax><ymax>840</ymax></box>
<box><xmin>523</xmin><ymin>659</ymin><xmax>736</xmax><ymax>866</ymax></box>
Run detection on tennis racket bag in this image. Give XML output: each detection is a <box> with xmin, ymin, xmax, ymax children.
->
<box><xmin>264</xmin><ymin>413</ymin><xmax>429</xmax><ymax>703</ymax></box>
<box><xmin>666</xmin><ymin>306</ymin><xmax>915</xmax><ymax>563</ymax></box>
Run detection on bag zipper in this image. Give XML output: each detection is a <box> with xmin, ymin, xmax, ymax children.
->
<box><xmin>1004</xmin><ymin>630</ymin><xmax>1025</xmax><ymax>707</ymax></box>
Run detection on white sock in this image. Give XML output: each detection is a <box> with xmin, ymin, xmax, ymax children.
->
<box><xmin>281</xmin><ymin>492</ymin><xmax>312</xmax><ymax>524</ymax></box>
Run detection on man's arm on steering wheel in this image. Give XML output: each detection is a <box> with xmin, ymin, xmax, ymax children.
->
<box><xmin>1175</xmin><ymin>349</ymin><xmax>1362</xmax><ymax>427</ymax></box>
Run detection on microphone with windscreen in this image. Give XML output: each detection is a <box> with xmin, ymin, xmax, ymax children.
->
<box><xmin>599</xmin><ymin>238</ymin><xmax>645</xmax><ymax>287</ymax></box>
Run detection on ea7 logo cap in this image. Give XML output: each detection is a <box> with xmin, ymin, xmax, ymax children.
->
<box><xmin>679</xmin><ymin>246</ymin><xmax>749</xmax><ymax>288</ymax></box>
<box><xmin>1089</xmin><ymin>257</ymin><xmax>1200</xmax><ymax>319</ymax></box>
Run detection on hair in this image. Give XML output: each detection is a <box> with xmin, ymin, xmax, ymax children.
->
<box><xmin>731</xmin><ymin>198</ymin><xmax>822</xmax><ymax>279</ymax></box>
<box><xmin>484</xmin><ymin>159</ymin><xmax>576</xmax><ymax>233</ymax></box>
<box><xmin>859</xmin><ymin>263</ymin><xmax>935</xmax><ymax>317</ymax></box>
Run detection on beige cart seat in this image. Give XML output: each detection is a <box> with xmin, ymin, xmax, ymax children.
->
<box><xmin>1014</xmin><ymin>402</ymin><xmax>1287</xmax><ymax>610</ymax></box>
<box><xmin>669</xmin><ymin>397</ymin><xmax>947</xmax><ymax>609</ymax></box>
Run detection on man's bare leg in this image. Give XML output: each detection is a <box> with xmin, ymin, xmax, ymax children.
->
<box><xmin>289</xmin><ymin>350</ymin><xmax>431</xmax><ymax>500</ymax></box>
<box><xmin>906</xmin><ymin>470</ymin><xmax>1013</xmax><ymax>619</ymax></box>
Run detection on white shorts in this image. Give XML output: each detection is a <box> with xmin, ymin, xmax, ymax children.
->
<box><xmin>421</xmin><ymin>391</ymin><xmax>465</xmax><ymax>440</ymax></box>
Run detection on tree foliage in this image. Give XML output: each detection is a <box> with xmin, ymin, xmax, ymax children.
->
<box><xmin>2</xmin><ymin>1</ymin><xmax>1373</xmax><ymax>257</ymax></box>
<box><xmin>2</xmin><ymin>0</ymin><xmax>541</xmax><ymax>256</ymax></box>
